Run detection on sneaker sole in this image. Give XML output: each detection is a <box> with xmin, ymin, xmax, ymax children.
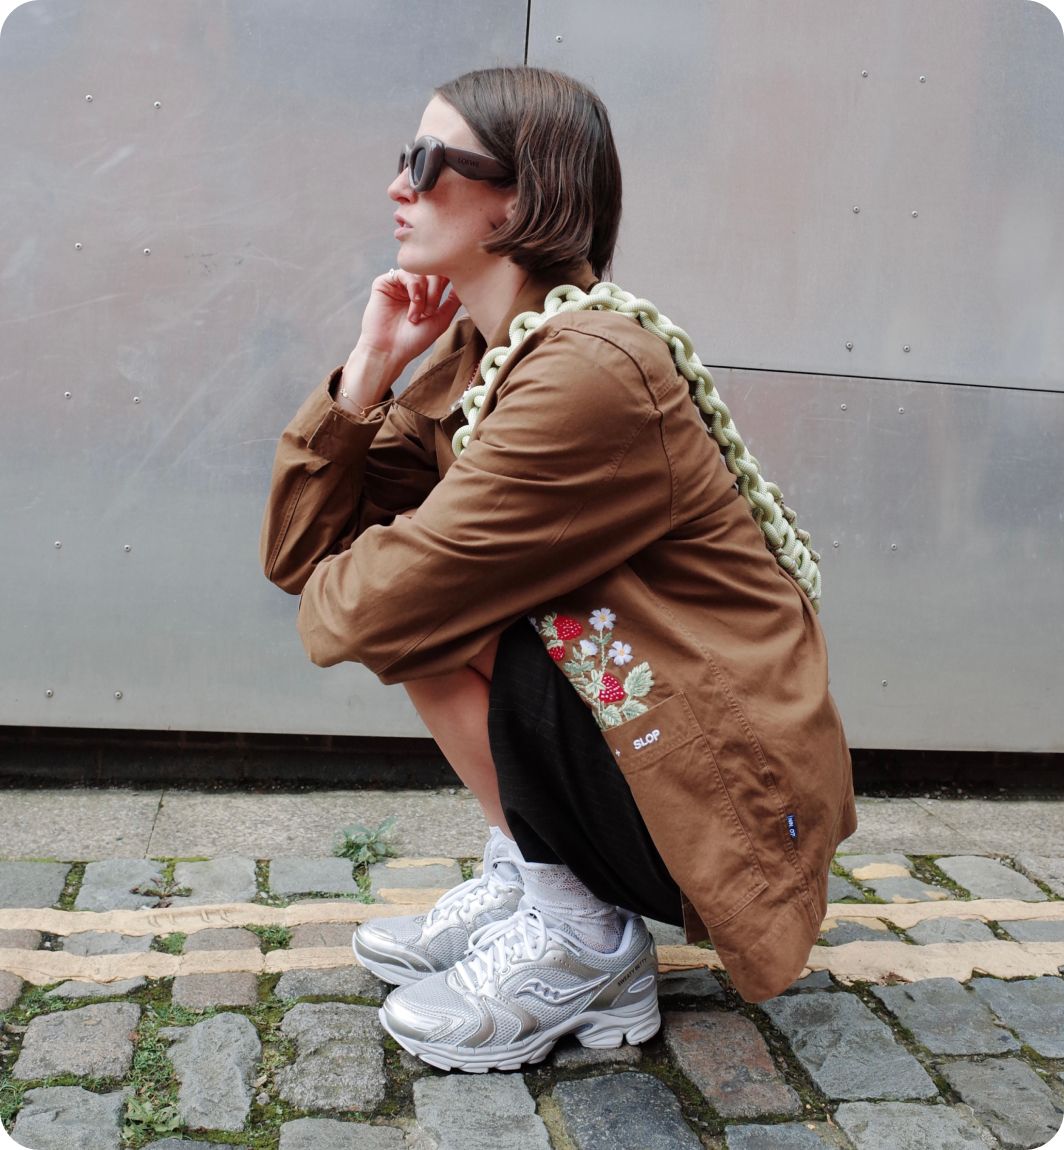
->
<box><xmin>351</xmin><ymin>932</ymin><xmax>439</xmax><ymax>989</ymax></box>
<box><xmin>378</xmin><ymin>995</ymin><xmax>661</xmax><ymax>1073</ymax></box>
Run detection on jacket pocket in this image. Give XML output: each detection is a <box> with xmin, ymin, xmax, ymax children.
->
<box><xmin>605</xmin><ymin>692</ymin><xmax>767</xmax><ymax>929</ymax></box>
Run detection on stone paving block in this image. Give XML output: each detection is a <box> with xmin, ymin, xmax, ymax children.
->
<box><xmin>11</xmin><ymin>1001</ymin><xmax>141</xmax><ymax>1080</ymax></box>
<box><xmin>761</xmin><ymin>991</ymin><xmax>937</xmax><ymax>1101</ymax></box>
<box><xmin>60</xmin><ymin>930</ymin><xmax>153</xmax><ymax>955</ymax></box>
<box><xmin>74</xmin><ymin>859</ymin><xmax>165</xmax><ymax>910</ymax></box>
<box><xmin>368</xmin><ymin>859</ymin><xmax>462</xmax><ymax>900</ymax></box>
<box><xmin>279</xmin><ymin>1118</ymin><xmax>407</xmax><ymax>1149</ymax></box>
<box><xmin>1013</xmin><ymin>854</ymin><xmax>1064</xmax><ymax>897</ymax></box>
<box><xmin>871</xmin><ymin>978</ymin><xmax>1019</xmax><ymax>1055</ymax></box>
<box><xmin>550</xmin><ymin>1036</ymin><xmax>643</xmax><ymax>1067</ymax></box>
<box><xmin>935</xmin><ymin>856</ymin><xmax>1047</xmax><ymax>901</ymax></box>
<box><xmin>0</xmin><ymin>861</ymin><xmax>70</xmax><ymax>907</ymax></box>
<box><xmin>552</xmin><ymin>1072</ymin><xmax>702</xmax><ymax>1149</ymax></box>
<box><xmin>827</xmin><ymin>874</ymin><xmax>863</xmax><ymax>902</ymax></box>
<box><xmin>11</xmin><ymin>1085</ymin><xmax>128</xmax><ymax>1150</ymax></box>
<box><xmin>0</xmin><ymin>928</ymin><xmax>42</xmax><ymax>949</ymax></box>
<box><xmin>834</xmin><ymin>1100</ymin><xmax>999</xmax><ymax>1149</ymax></box>
<box><xmin>291</xmin><ymin>922</ymin><xmax>359</xmax><ymax>948</ymax></box>
<box><xmin>413</xmin><ymin>1074</ymin><xmax>550</xmax><ymax>1150</ymax></box>
<box><xmin>659</xmin><ymin>968</ymin><xmax>725</xmax><ymax>1000</ymax></box>
<box><xmin>862</xmin><ymin>877</ymin><xmax>951</xmax><ymax>903</ymax></box>
<box><xmin>970</xmin><ymin>975</ymin><xmax>1064</xmax><ymax>1057</ymax></box>
<box><xmin>275</xmin><ymin>1002</ymin><xmax>386</xmax><ymax>1112</ymax></box>
<box><xmin>998</xmin><ymin>918</ymin><xmax>1064</xmax><ymax>942</ymax></box>
<box><xmin>645</xmin><ymin>917</ymin><xmax>689</xmax><ymax>946</ymax></box>
<box><xmin>47</xmin><ymin>976</ymin><xmax>147</xmax><ymax>999</ymax></box>
<box><xmin>143</xmin><ymin>1140</ymin><xmax>217</xmax><ymax>1150</ymax></box>
<box><xmin>836</xmin><ymin>854</ymin><xmax>913</xmax><ymax>880</ymax></box>
<box><xmin>0</xmin><ymin>970</ymin><xmax>22</xmax><ymax>1010</ymax></box>
<box><xmin>725</xmin><ymin>1122</ymin><xmax>836</xmax><ymax>1149</ymax></box>
<box><xmin>820</xmin><ymin>918</ymin><xmax>897</xmax><ymax>945</ymax></box>
<box><xmin>172</xmin><ymin>926</ymin><xmax>261</xmax><ymax>1009</ymax></box>
<box><xmin>159</xmin><ymin>1012</ymin><xmax>261</xmax><ymax>1131</ymax></box>
<box><xmin>664</xmin><ymin>1010</ymin><xmax>801</xmax><ymax>1118</ymax></box>
<box><xmin>782</xmin><ymin>971</ymin><xmax>835</xmax><ymax>993</ymax></box>
<box><xmin>168</xmin><ymin>855</ymin><xmax>258</xmax><ymax>904</ymax></box>
<box><xmin>270</xmin><ymin>857</ymin><xmax>360</xmax><ymax>896</ymax></box>
<box><xmin>906</xmin><ymin>918</ymin><xmax>996</xmax><ymax>945</ymax></box>
<box><xmin>937</xmin><ymin>1056</ymin><xmax>1064</xmax><ymax>1149</ymax></box>
<box><xmin>274</xmin><ymin>964</ymin><xmax>385</xmax><ymax>1002</ymax></box>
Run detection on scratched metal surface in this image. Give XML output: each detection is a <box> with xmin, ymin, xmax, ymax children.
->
<box><xmin>1</xmin><ymin>0</ymin><xmax>1061</xmax><ymax>748</ymax></box>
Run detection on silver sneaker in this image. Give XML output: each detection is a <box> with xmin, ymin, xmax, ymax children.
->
<box><xmin>352</xmin><ymin>831</ymin><xmax>523</xmax><ymax>987</ymax></box>
<box><xmin>378</xmin><ymin>906</ymin><xmax>660</xmax><ymax>1072</ymax></box>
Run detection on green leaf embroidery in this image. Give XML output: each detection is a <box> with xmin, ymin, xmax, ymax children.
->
<box><xmin>624</xmin><ymin>662</ymin><xmax>654</xmax><ymax>698</ymax></box>
<box><xmin>600</xmin><ymin>704</ymin><xmax>625</xmax><ymax>728</ymax></box>
<box><xmin>620</xmin><ymin>698</ymin><xmax>649</xmax><ymax>721</ymax></box>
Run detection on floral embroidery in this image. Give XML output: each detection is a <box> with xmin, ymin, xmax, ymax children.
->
<box><xmin>532</xmin><ymin>608</ymin><xmax>655</xmax><ymax>729</ymax></box>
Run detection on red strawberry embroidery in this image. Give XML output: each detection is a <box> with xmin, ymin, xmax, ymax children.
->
<box><xmin>548</xmin><ymin>644</ymin><xmax>566</xmax><ymax>661</ymax></box>
<box><xmin>598</xmin><ymin>673</ymin><xmax>625</xmax><ymax>703</ymax></box>
<box><xmin>554</xmin><ymin>615</ymin><xmax>583</xmax><ymax>640</ymax></box>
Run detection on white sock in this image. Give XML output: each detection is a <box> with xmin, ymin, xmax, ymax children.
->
<box><xmin>517</xmin><ymin>859</ymin><xmax>624</xmax><ymax>953</ymax></box>
<box><xmin>483</xmin><ymin>826</ymin><xmax>522</xmax><ymax>887</ymax></box>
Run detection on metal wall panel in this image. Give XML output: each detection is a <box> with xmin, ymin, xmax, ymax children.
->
<box><xmin>0</xmin><ymin>0</ymin><xmax>526</xmax><ymax>737</ymax></box>
<box><xmin>529</xmin><ymin>0</ymin><xmax>1064</xmax><ymax>392</ymax></box>
<box><xmin>2</xmin><ymin>0</ymin><xmax>1062</xmax><ymax>749</ymax></box>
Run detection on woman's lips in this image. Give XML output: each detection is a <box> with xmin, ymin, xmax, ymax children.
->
<box><xmin>394</xmin><ymin>214</ymin><xmax>412</xmax><ymax>239</ymax></box>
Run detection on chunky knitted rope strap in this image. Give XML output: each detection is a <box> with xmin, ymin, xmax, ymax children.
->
<box><xmin>451</xmin><ymin>282</ymin><xmax>822</xmax><ymax>610</ymax></box>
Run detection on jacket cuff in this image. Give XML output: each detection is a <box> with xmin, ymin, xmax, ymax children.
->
<box><xmin>300</xmin><ymin>367</ymin><xmax>392</xmax><ymax>465</ymax></box>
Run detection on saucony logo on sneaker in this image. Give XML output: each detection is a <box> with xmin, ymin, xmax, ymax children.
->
<box><xmin>515</xmin><ymin>973</ymin><xmax>609</xmax><ymax>1005</ymax></box>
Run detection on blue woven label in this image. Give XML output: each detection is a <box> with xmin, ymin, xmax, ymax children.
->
<box><xmin>786</xmin><ymin>813</ymin><xmax>798</xmax><ymax>839</ymax></box>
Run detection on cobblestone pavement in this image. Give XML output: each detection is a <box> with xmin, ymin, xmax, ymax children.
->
<box><xmin>1</xmin><ymin>793</ymin><xmax>1063</xmax><ymax>1150</ymax></box>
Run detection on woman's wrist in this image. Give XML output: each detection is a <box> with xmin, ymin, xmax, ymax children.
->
<box><xmin>338</xmin><ymin>344</ymin><xmax>398</xmax><ymax>415</ymax></box>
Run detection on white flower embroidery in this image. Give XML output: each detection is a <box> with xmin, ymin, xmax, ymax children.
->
<box><xmin>578</xmin><ymin>639</ymin><xmax>598</xmax><ymax>658</ymax></box>
<box><xmin>608</xmin><ymin>641</ymin><xmax>633</xmax><ymax>666</ymax></box>
<box><xmin>589</xmin><ymin>607</ymin><xmax>616</xmax><ymax>632</ymax></box>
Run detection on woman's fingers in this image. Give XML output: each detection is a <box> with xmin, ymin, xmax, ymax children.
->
<box><xmin>376</xmin><ymin>269</ymin><xmax>454</xmax><ymax>325</ymax></box>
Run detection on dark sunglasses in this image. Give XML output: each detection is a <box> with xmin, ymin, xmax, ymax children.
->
<box><xmin>397</xmin><ymin>135</ymin><xmax>513</xmax><ymax>192</ymax></box>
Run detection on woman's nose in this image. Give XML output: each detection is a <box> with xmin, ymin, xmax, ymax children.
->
<box><xmin>388</xmin><ymin>169</ymin><xmax>414</xmax><ymax>202</ymax></box>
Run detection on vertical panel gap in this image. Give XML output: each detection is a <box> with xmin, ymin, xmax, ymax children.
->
<box><xmin>524</xmin><ymin>0</ymin><xmax>532</xmax><ymax>63</ymax></box>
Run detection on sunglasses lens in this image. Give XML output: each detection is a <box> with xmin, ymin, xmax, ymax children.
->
<box><xmin>410</xmin><ymin>145</ymin><xmax>428</xmax><ymax>189</ymax></box>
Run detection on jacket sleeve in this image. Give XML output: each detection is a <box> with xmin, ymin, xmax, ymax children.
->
<box><xmin>295</xmin><ymin>325</ymin><xmax>676</xmax><ymax>682</ymax></box>
<box><xmin>259</xmin><ymin>368</ymin><xmax>440</xmax><ymax>594</ymax></box>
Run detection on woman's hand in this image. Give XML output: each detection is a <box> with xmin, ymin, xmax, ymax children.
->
<box><xmin>339</xmin><ymin>270</ymin><xmax>462</xmax><ymax>412</ymax></box>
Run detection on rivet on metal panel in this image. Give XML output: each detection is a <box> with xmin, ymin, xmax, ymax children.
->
<box><xmin>852</xmin><ymin>206</ymin><xmax>860</xmax><ymax>214</ymax></box>
<box><xmin>84</xmin><ymin>94</ymin><xmax>93</xmax><ymax>102</ymax></box>
<box><xmin>903</xmin><ymin>345</ymin><xmax>911</xmax><ymax>352</ymax></box>
<box><xmin>861</xmin><ymin>70</ymin><xmax>868</xmax><ymax>78</ymax></box>
<box><xmin>891</xmin><ymin>543</ymin><xmax>898</xmax><ymax>550</ymax></box>
<box><xmin>45</xmin><ymin>689</ymin><xmax>54</xmax><ymax>698</ymax></box>
<box><xmin>54</xmin><ymin>541</ymin><xmax>62</xmax><ymax>549</ymax></box>
<box><xmin>64</xmin><ymin>391</ymin><xmax>71</xmax><ymax>399</ymax></box>
<box><xmin>153</xmin><ymin>101</ymin><xmax>162</xmax><ymax>109</ymax></box>
<box><xmin>911</xmin><ymin>211</ymin><xmax>919</xmax><ymax>218</ymax></box>
<box><xmin>555</xmin><ymin>35</ymin><xmax>563</xmax><ymax>42</ymax></box>
<box><xmin>919</xmin><ymin>76</ymin><xmax>927</xmax><ymax>83</ymax></box>
<box><xmin>840</xmin><ymin>403</ymin><xmax>847</xmax><ymax>410</ymax></box>
<box><xmin>143</xmin><ymin>248</ymin><xmax>151</xmax><ymax>256</ymax></box>
<box><xmin>882</xmin><ymin>680</ymin><xmax>888</xmax><ymax>687</ymax></box>
<box><xmin>844</xmin><ymin>342</ymin><xmax>853</xmax><ymax>351</ymax></box>
<box><xmin>833</xmin><ymin>541</ymin><xmax>840</xmax><ymax>548</ymax></box>
<box><xmin>114</xmin><ymin>691</ymin><xmax>123</xmax><ymax>700</ymax></box>
<box><xmin>123</xmin><ymin>545</ymin><xmax>132</xmax><ymax>553</ymax></box>
<box><xmin>898</xmin><ymin>407</ymin><xmax>905</xmax><ymax>414</ymax></box>
<box><xmin>133</xmin><ymin>396</ymin><xmax>141</xmax><ymax>404</ymax></box>
<box><xmin>74</xmin><ymin>242</ymin><xmax>82</xmax><ymax>250</ymax></box>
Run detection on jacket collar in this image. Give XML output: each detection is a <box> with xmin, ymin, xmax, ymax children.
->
<box><xmin>397</xmin><ymin>262</ymin><xmax>597</xmax><ymax>419</ymax></box>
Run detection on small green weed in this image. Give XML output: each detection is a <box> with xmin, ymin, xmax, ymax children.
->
<box><xmin>333</xmin><ymin>816</ymin><xmax>398</xmax><ymax>867</ymax></box>
<box><xmin>247</xmin><ymin>925</ymin><xmax>292</xmax><ymax>952</ymax></box>
<box><xmin>122</xmin><ymin>1095</ymin><xmax>182</xmax><ymax>1142</ymax></box>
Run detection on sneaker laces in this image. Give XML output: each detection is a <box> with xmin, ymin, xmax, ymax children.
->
<box><xmin>456</xmin><ymin>907</ymin><xmax>559</xmax><ymax>992</ymax></box>
<box><xmin>424</xmin><ymin>865</ymin><xmax>517</xmax><ymax>929</ymax></box>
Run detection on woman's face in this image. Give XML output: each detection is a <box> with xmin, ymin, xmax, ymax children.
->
<box><xmin>388</xmin><ymin>96</ymin><xmax>516</xmax><ymax>282</ymax></box>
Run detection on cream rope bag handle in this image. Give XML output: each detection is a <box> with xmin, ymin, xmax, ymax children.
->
<box><xmin>452</xmin><ymin>282</ymin><xmax>822</xmax><ymax>611</ymax></box>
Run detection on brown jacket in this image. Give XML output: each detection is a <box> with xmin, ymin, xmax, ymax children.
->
<box><xmin>260</xmin><ymin>268</ymin><xmax>857</xmax><ymax>1002</ymax></box>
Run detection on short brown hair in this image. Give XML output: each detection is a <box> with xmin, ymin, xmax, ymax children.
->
<box><xmin>435</xmin><ymin>67</ymin><xmax>622</xmax><ymax>280</ymax></box>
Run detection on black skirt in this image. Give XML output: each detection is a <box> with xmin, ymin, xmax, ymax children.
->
<box><xmin>487</xmin><ymin>619</ymin><xmax>684</xmax><ymax>926</ymax></box>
